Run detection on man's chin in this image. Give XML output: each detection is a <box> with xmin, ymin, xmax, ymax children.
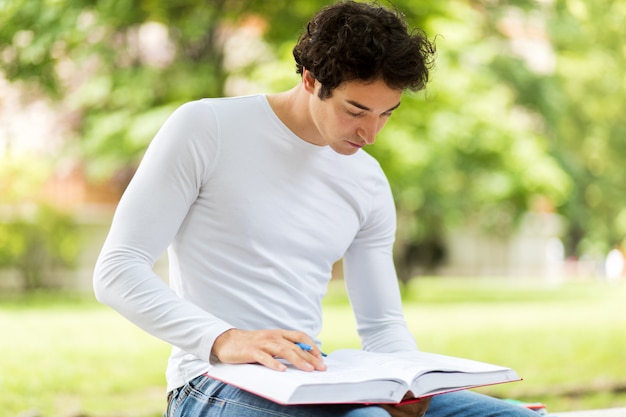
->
<box><xmin>331</xmin><ymin>145</ymin><xmax>361</xmax><ymax>156</ymax></box>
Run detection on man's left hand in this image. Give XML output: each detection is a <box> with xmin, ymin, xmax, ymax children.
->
<box><xmin>379</xmin><ymin>393</ymin><xmax>431</xmax><ymax>417</ymax></box>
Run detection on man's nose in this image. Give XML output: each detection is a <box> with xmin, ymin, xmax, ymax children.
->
<box><xmin>357</xmin><ymin>119</ymin><xmax>380</xmax><ymax>145</ymax></box>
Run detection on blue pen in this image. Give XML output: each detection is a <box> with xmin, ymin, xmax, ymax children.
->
<box><xmin>295</xmin><ymin>342</ymin><xmax>328</xmax><ymax>357</ymax></box>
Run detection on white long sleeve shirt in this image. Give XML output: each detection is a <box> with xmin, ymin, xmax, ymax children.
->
<box><xmin>93</xmin><ymin>95</ymin><xmax>416</xmax><ymax>392</ymax></box>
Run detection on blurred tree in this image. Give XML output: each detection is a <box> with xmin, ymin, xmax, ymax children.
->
<box><xmin>2</xmin><ymin>0</ymin><xmax>268</xmax><ymax>179</ymax></box>
<box><xmin>0</xmin><ymin>154</ymin><xmax>80</xmax><ymax>290</ymax></box>
<box><xmin>477</xmin><ymin>0</ymin><xmax>626</xmax><ymax>257</ymax></box>
<box><xmin>547</xmin><ymin>0</ymin><xmax>626</xmax><ymax>257</ymax></box>
<box><xmin>369</xmin><ymin>1</ymin><xmax>571</xmax><ymax>280</ymax></box>
<box><xmin>0</xmin><ymin>205</ymin><xmax>79</xmax><ymax>290</ymax></box>
<box><xmin>1</xmin><ymin>0</ymin><xmax>622</xmax><ymax>281</ymax></box>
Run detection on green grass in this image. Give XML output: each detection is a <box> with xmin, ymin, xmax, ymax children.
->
<box><xmin>1</xmin><ymin>279</ymin><xmax>625</xmax><ymax>416</ymax></box>
<box><xmin>0</xmin><ymin>293</ymin><xmax>169</xmax><ymax>417</ymax></box>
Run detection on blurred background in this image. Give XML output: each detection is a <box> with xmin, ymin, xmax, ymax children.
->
<box><xmin>0</xmin><ymin>0</ymin><xmax>625</xmax><ymax>416</ymax></box>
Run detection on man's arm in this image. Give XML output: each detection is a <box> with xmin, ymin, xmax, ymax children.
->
<box><xmin>343</xmin><ymin>169</ymin><xmax>418</xmax><ymax>353</ymax></box>
<box><xmin>93</xmin><ymin>102</ymin><xmax>232</xmax><ymax>363</ymax></box>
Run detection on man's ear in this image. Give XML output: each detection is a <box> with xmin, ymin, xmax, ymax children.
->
<box><xmin>302</xmin><ymin>69</ymin><xmax>317</xmax><ymax>94</ymax></box>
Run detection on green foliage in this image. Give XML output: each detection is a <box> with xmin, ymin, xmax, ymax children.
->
<box><xmin>479</xmin><ymin>0</ymin><xmax>626</xmax><ymax>254</ymax></box>
<box><xmin>550</xmin><ymin>0</ymin><xmax>626</xmax><ymax>254</ymax></box>
<box><xmin>0</xmin><ymin>154</ymin><xmax>51</xmax><ymax>203</ymax></box>
<box><xmin>0</xmin><ymin>205</ymin><xmax>80</xmax><ymax>290</ymax></box>
<box><xmin>1</xmin><ymin>0</ymin><xmax>625</xmax><ymax>266</ymax></box>
<box><xmin>0</xmin><ymin>152</ymin><xmax>80</xmax><ymax>291</ymax></box>
<box><xmin>361</xmin><ymin>1</ymin><xmax>573</xmax><ymax>275</ymax></box>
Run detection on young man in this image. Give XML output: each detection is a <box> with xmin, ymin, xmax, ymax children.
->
<box><xmin>94</xmin><ymin>2</ymin><xmax>537</xmax><ymax>416</ymax></box>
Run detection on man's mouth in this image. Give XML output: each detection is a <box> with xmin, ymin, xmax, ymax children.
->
<box><xmin>347</xmin><ymin>141</ymin><xmax>364</xmax><ymax>148</ymax></box>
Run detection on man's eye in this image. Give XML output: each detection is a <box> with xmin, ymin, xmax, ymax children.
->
<box><xmin>347</xmin><ymin>110</ymin><xmax>364</xmax><ymax>117</ymax></box>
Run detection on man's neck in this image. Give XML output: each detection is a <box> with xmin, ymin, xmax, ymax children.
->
<box><xmin>266</xmin><ymin>86</ymin><xmax>325</xmax><ymax>146</ymax></box>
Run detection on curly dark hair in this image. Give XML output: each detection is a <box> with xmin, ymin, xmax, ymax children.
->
<box><xmin>293</xmin><ymin>1</ymin><xmax>436</xmax><ymax>99</ymax></box>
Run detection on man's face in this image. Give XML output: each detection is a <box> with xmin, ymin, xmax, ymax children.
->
<box><xmin>307</xmin><ymin>76</ymin><xmax>402</xmax><ymax>156</ymax></box>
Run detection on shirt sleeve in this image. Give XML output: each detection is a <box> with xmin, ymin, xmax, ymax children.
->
<box><xmin>342</xmin><ymin>169</ymin><xmax>418</xmax><ymax>353</ymax></box>
<box><xmin>93</xmin><ymin>101</ymin><xmax>233</xmax><ymax>363</ymax></box>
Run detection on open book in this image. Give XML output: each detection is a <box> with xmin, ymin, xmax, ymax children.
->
<box><xmin>205</xmin><ymin>349</ymin><xmax>522</xmax><ymax>405</ymax></box>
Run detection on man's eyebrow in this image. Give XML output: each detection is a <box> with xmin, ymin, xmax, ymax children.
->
<box><xmin>346</xmin><ymin>100</ymin><xmax>401</xmax><ymax>113</ymax></box>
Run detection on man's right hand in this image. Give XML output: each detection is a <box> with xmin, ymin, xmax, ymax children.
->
<box><xmin>211</xmin><ymin>328</ymin><xmax>327</xmax><ymax>372</ymax></box>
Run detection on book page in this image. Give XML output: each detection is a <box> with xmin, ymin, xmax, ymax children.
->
<box><xmin>206</xmin><ymin>349</ymin><xmax>520</xmax><ymax>404</ymax></box>
<box><xmin>328</xmin><ymin>349</ymin><xmax>520</xmax><ymax>397</ymax></box>
<box><xmin>331</xmin><ymin>350</ymin><xmax>511</xmax><ymax>374</ymax></box>
<box><xmin>207</xmin><ymin>355</ymin><xmax>408</xmax><ymax>404</ymax></box>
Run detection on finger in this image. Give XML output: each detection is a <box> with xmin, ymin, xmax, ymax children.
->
<box><xmin>283</xmin><ymin>331</ymin><xmax>327</xmax><ymax>361</ymax></box>
<box><xmin>251</xmin><ymin>331</ymin><xmax>319</xmax><ymax>371</ymax></box>
<box><xmin>282</xmin><ymin>329</ymin><xmax>312</xmax><ymax>344</ymax></box>
<box><xmin>251</xmin><ymin>350</ymin><xmax>287</xmax><ymax>372</ymax></box>
<box><xmin>279</xmin><ymin>346</ymin><xmax>318</xmax><ymax>371</ymax></box>
<box><xmin>264</xmin><ymin>334</ymin><xmax>323</xmax><ymax>371</ymax></box>
<box><xmin>285</xmin><ymin>342</ymin><xmax>326</xmax><ymax>370</ymax></box>
<box><xmin>293</xmin><ymin>345</ymin><xmax>327</xmax><ymax>371</ymax></box>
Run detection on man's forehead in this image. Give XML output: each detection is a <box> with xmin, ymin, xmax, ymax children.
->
<box><xmin>336</xmin><ymin>81</ymin><xmax>402</xmax><ymax>112</ymax></box>
<box><xmin>337</xmin><ymin>77</ymin><xmax>401</xmax><ymax>97</ymax></box>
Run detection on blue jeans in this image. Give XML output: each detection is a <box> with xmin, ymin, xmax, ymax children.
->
<box><xmin>165</xmin><ymin>374</ymin><xmax>540</xmax><ymax>417</ymax></box>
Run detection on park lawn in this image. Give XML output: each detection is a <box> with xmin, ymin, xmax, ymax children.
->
<box><xmin>0</xmin><ymin>295</ymin><xmax>170</xmax><ymax>417</ymax></box>
<box><xmin>1</xmin><ymin>278</ymin><xmax>625</xmax><ymax>417</ymax></box>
